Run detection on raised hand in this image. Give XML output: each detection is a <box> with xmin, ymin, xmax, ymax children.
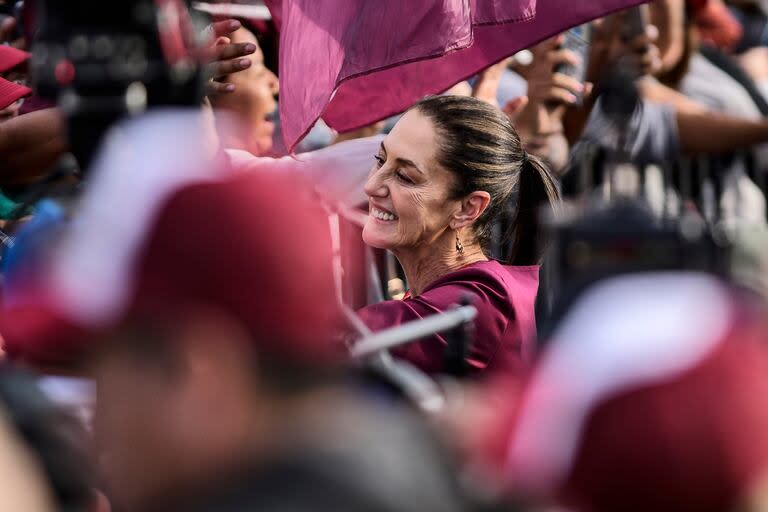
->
<box><xmin>200</xmin><ymin>19</ymin><xmax>257</xmax><ymax>96</ymax></box>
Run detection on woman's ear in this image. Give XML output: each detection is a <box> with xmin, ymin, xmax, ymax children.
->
<box><xmin>451</xmin><ymin>191</ymin><xmax>491</xmax><ymax>230</ymax></box>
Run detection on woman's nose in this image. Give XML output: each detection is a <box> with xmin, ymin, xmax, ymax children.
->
<box><xmin>363</xmin><ymin>168</ymin><xmax>388</xmax><ymax>198</ymax></box>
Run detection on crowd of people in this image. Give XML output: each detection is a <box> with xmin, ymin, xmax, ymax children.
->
<box><xmin>1</xmin><ymin>0</ymin><xmax>768</xmax><ymax>511</ymax></box>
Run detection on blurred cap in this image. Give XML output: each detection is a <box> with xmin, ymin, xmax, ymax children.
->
<box><xmin>0</xmin><ymin>76</ymin><xmax>30</xmax><ymax>109</ymax></box>
<box><xmin>507</xmin><ymin>272</ymin><xmax>768</xmax><ymax>512</ymax></box>
<box><xmin>1</xmin><ymin>109</ymin><xmax>347</xmax><ymax>368</ymax></box>
<box><xmin>0</xmin><ymin>45</ymin><xmax>30</xmax><ymax>73</ymax></box>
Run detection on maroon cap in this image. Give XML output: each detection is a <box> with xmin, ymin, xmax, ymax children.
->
<box><xmin>507</xmin><ymin>273</ymin><xmax>768</xmax><ymax>512</ymax></box>
<box><xmin>0</xmin><ymin>76</ymin><xmax>30</xmax><ymax>109</ymax></box>
<box><xmin>561</xmin><ymin>323</ymin><xmax>768</xmax><ymax>512</ymax></box>
<box><xmin>127</xmin><ymin>171</ymin><xmax>347</xmax><ymax>362</ymax></box>
<box><xmin>3</xmin><ymin>171</ymin><xmax>347</xmax><ymax>366</ymax></box>
<box><xmin>0</xmin><ymin>45</ymin><xmax>30</xmax><ymax>73</ymax></box>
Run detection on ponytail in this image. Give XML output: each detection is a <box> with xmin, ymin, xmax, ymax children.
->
<box><xmin>505</xmin><ymin>153</ymin><xmax>561</xmax><ymax>265</ymax></box>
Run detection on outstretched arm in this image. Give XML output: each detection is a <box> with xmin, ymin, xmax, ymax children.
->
<box><xmin>0</xmin><ymin>108</ymin><xmax>67</xmax><ymax>185</ymax></box>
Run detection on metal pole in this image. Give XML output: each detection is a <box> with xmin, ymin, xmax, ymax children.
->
<box><xmin>350</xmin><ymin>305</ymin><xmax>478</xmax><ymax>358</ymax></box>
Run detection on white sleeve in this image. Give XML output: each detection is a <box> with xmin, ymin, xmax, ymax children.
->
<box><xmin>227</xmin><ymin>135</ymin><xmax>383</xmax><ymax>208</ymax></box>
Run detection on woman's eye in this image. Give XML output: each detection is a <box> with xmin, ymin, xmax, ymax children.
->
<box><xmin>396</xmin><ymin>170</ymin><xmax>414</xmax><ymax>184</ymax></box>
<box><xmin>374</xmin><ymin>155</ymin><xmax>385</xmax><ymax>167</ymax></box>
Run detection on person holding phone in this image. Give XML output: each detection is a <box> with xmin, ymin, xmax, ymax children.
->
<box><xmin>511</xmin><ymin>35</ymin><xmax>592</xmax><ymax>174</ymax></box>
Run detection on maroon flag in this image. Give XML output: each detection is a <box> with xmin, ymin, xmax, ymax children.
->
<box><xmin>269</xmin><ymin>0</ymin><xmax>648</xmax><ymax>152</ymax></box>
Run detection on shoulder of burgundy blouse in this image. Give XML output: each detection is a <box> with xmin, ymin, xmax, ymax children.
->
<box><xmin>419</xmin><ymin>260</ymin><xmax>540</xmax><ymax>296</ymax></box>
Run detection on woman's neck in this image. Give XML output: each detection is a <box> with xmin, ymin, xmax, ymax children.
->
<box><xmin>395</xmin><ymin>237</ymin><xmax>487</xmax><ymax>296</ymax></box>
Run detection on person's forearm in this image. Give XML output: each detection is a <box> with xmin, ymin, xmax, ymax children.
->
<box><xmin>639</xmin><ymin>77</ymin><xmax>708</xmax><ymax>115</ymax></box>
<box><xmin>651</xmin><ymin>0</ymin><xmax>686</xmax><ymax>75</ymax></box>
<box><xmin>677</xmin><ymin>111</ymin><xmax>768</xmax><ymax>154</ymax></box>
<box><xmin>0</xmin><ymin>108</ymin><xmax>67</xmax><ymax>185</ymax></box>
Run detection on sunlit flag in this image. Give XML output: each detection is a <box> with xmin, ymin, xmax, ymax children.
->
<box><xmin>266</xmin><ymin>0</ymin><xmax>649</xmax><ymax>152</ymax></box>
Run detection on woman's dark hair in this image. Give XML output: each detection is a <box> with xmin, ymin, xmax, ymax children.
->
<box><xmin>411</xmin><ymin>95</ymin><xmax>560</xmax><ymax>265</ymax></box>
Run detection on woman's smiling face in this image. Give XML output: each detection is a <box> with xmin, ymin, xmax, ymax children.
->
<box><xmin>362</xmin><ymin>109</ymin><xmax>460</xmax><ymax>253</ymax></box>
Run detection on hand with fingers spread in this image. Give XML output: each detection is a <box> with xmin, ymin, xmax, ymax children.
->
<box><xmin>526</xmin><ymin>35</ymin><xmax>590</xmax><ymax>107</ymax></box>
<box><xmin>201</xmin><ymin>19</ymin><xmax>258</xmax><ymax>97</ymax></box>
<box><xmin>511</xmin><ymin>35</ymin><xmax>591</xmax><ymax>173</ymax></box>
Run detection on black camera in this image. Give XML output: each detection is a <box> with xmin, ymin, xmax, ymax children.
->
<box><xmin>30</xmin><ymin>0</ymin><xmax>208</xmax><ymax>171</ymax></box>
<box><xmin>539</xmin><ymin>199</ymin><xmax>727</xmax><ymax>340</ymax></box>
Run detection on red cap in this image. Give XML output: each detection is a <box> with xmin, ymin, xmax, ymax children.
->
<box><xmin>127</xmin><ymin>171</ymin><xmax>347</xmax><ymax>362</ymax></box>
<box><xmin>3</xmin><ymin>172</ymin><xmax>346</xmax><ymax>366</ymax></box>
<box><xmin>507</xmin><ymin>273</ymin><xmax>768</xmax><ymax>512</ymax></box>
<box><xmin>1</xmin><ymin>111</ymin><xmax>347</xmax><ymax>367</ymax></box>
<box><xmin>0</xmin><ymin>76</ymin><xmax>31</xmax><ymax>109</ymax></box>
<box><xmin>561</xmin><ymin>323</ymin><xmax>768</xmax><ymax>512</ymax></box>
<box><xmin>0</xmin><ymin>45</ymin><xmax>30</xmax><ymax>73</ymax></box>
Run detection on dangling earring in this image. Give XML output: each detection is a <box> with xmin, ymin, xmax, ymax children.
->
<box><xmin>455</xmin><ymin>231</ymin><xmax>464</xmax><ymax>255</ymax></box>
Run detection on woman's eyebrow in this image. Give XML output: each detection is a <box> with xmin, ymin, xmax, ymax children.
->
<box><xmin>381</xmin><ymin>142</ymin><xmax>423</xmax><ymax>174</ymax></box>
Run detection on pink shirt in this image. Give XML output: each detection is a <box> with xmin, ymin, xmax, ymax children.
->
<box><xmin>358</xmin><ymin>260</ymin><xmax>539</xmax><ymax>378</ymax></box>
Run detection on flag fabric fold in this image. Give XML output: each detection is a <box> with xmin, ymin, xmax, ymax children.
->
<box><xmin>269</xmin><ymin>0</ymin><xmax>648</xmax><ymax>152</ymax></box>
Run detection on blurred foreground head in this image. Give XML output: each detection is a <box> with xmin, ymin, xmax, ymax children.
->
<box><xmin>508</xmin><ymin>272</ymin><xmax>768</xmax><ymax>512</ymax></box>
<box><xmin>1</xmin><ymin>110</ymin><xmax>348</xmax><ymax>510</ymax></box>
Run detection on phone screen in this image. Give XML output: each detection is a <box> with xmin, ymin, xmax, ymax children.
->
<box><xmin>555</xmin><ymin>24</ymin><xmax>591</xmax><ymax>105</ymax></box>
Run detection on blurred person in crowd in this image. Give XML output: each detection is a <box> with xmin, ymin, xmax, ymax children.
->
<box><xmin>505</xmin><ymin>272</ymin><xmax>768</xmax><ymax>512</ymax></box>
<box><xmin>209</xmin><ymin>26</ymin><xmax>279</xmax><ymax>156</ymax></box>
<box><xmin>0</xmin><ymin>44</ymin><xmax>31</xmax><ymax>123</ymax></box>
<box><xmin>358</xmin><ymin>95</ymin><xmax>560</xmax><ymax>377</ymax></box>
<box><xmin>565</xmin><ymin>6</ymin><xmax>678</xmax><ymax>164</ymax></box>
<box><xmin>1</xmin><ymin>111</ymin><xmax>470</xmax><ymax>512</ymax></box>
<box><xmin>567</xmin><ymin>3</ymin><xmax>768</xmax><ymax>166</ymax></box>
<box><xmin>643</xmin><ymin>0</ymin><xmax>768</xmax><ymax>224</ymax></box>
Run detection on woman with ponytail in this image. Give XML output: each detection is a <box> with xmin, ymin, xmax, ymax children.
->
<box><xmin>358</xmin><ymin>95</ymin><xmax>560</xmax><ymax>378</ymax></box>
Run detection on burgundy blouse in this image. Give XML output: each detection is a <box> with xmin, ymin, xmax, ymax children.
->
<box><xmin>358</xmin><ymin>260</ymin><xmax>539</xmax><ymax>377</ymax></box>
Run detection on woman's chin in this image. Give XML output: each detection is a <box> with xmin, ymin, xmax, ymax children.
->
<box><xmin>362</xmin><ymin>224</ymin><xmax>394</xmax><ymax>250</ymax></box>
